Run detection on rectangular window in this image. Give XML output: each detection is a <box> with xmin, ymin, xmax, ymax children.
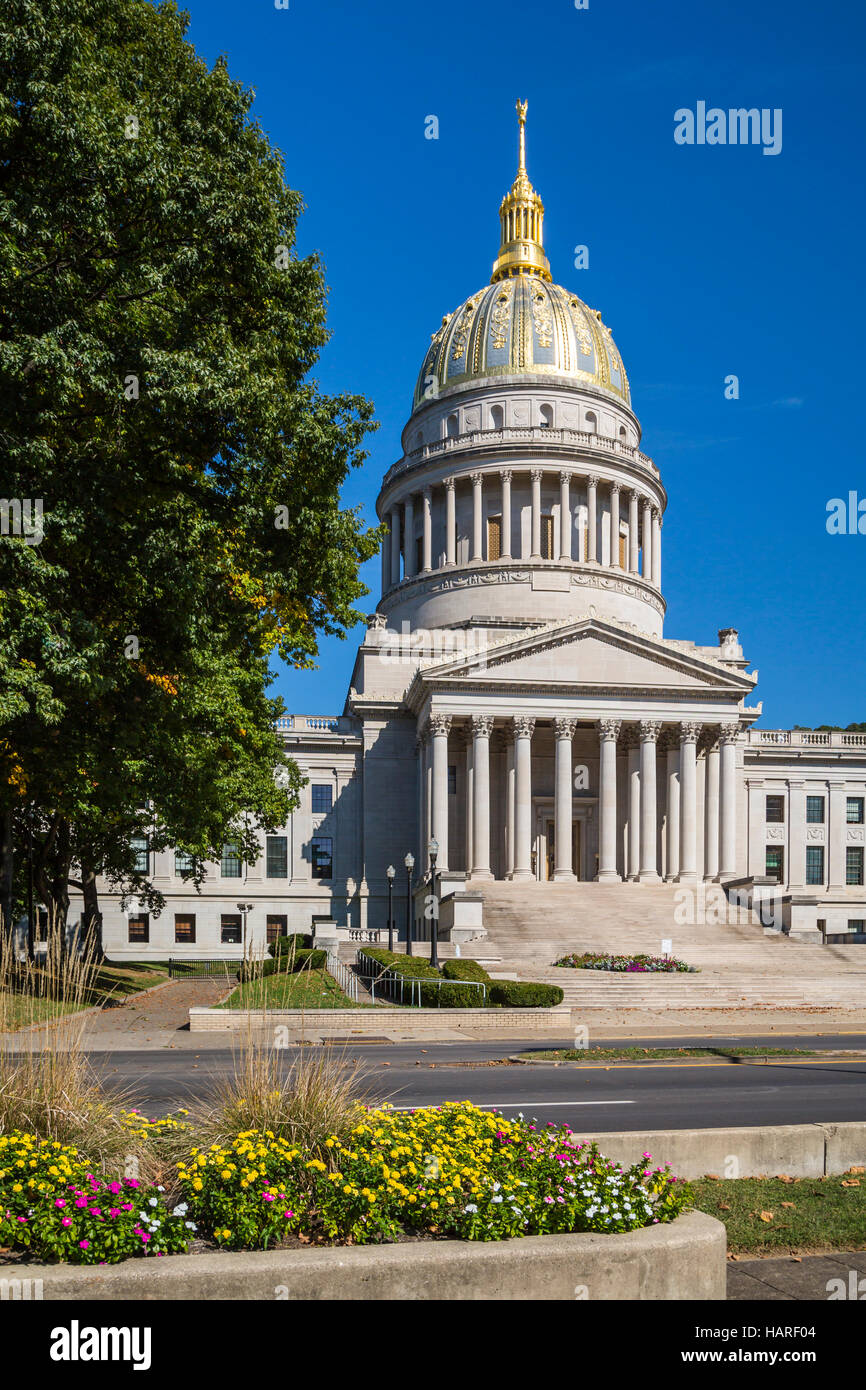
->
<box><xmin>541</xmin><ymin>515</ymin><xmax>554</xmax><ymax>560</ymax></box>
<box><xmin>310</xmin><ymin>836</ymin><xmax>333</xmax><ymax>880</ymax></box>
<box><xmin>221</xmin><ymin>841</ymin><xmax>242</xmax><ymax>878</ymax></box>
<box><xmin>487</xmin><ymin>515</ymin><xmax>502</xmax><ymax>562</ymax></box>
<box><xmin>765</xmin><ymin>846</ymin><xmax>784</xmax><ymax>882</ymax></box>
<box><xmin>847</xmin><ymin>797</ymin><xmax>865</xmax><ymax>824</ymax></box>
<box><xmin>415</xmin><ymin>535</ymin><xmax>424</xmax><ymax>574</ymax></box>
<box><xmin>174</xmin><ymin>850</ymin><xmax>196</xmax><ymax>877</ymax></box>
<box><xmin>220</xmin><ymin>914</ymin><xmax>242</xmax><ymax>945</ymax></box>
<box><xmin>128</xmin><ymin>915</ymin><xmax>149</xmax><ymax>944</ymax></box>
<box><xmin>765</xmin><ymin>795</ymin><xmax>785</xmax><ymax>823</ymax></box>
<box><xmin>618</xmin><ymin>532</ymin><xmax>627</xmax><ymax>569</ymax></box>
<box><xmin>174</xmin><ymin>914</ymin><xmax>196</xmax><ymax>944</ymax></box>
<box><xmin>848</xmin><ymin>919</ymin><xmax>865</xmax><ymax>933</ymax></box>
<box><xmin>447</xmin><ymin>764</ymin><xmax>457</xmax><ymax>795</ymax></box>
<box><xmin>846</xmin><ymin>847</ymin><xmax>864</xmax><ymax>886</ymax></box>
<box><xmin>266</xmin><ymin>835</ymin><xmax>288</xmax><ymax>879</ymax></box>
<box><xmin>805</xmin><ymin>846</ymin><xmax>824</xmax><ymax>886</ymax></box>
<box><xmin>267</xmin><ymin>914</ymin><xmax>287</xmax><ymax>944</ymax></box>
<box><xmin>130</xmin><ymin>835</ymin><xmax>149</xmax><ymax>873</ymax></box>
<box><xmin>311</xmin><ymin>784</ymin><xmax>333</xmax><ymax>814</ymax></box>
<box><xmin>806</xmin><ymin>795</ymin><xmax>825</xmax><ymax>824</ymax></box>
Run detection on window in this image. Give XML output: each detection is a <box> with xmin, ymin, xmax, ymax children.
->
<box><xmin>806</xmin><ymin>796</ymin><xmax>825</xmax><ymax>824</ymax></box>
<box><xmin>220</xmin><ymin>914</ymin><xmax>242</xmax><ymax>945</ymax></box>
<box><xmin>447</xmin><ymin>765</ymin><xmax>457</xmax><ymax>795</ymax></box>
<box><xmin>266</xmin><ymin>835</ymin><xmax>288</xmax><ymax>879</ymax></box>
<box><xmin>130</xmin><ymin>835</ymin><xmax>149</xmax><ymax>873</ymax></box>
<box><xmin>221</xmin><ymin>841</ymin><xmax>242</xmax><ymax>878</ymax></box>
<box><xmin>539</xmin><ymin>404</ymin><xmax>553</xmax><ymax>428</ymax></box>
<box><xmin>128</xmin><ymin>915</ymin><xmax>149</xmax><ymax>944</ymax></box>
<box><xmin>806</xmin><ymin>846</ymin><xmax>824</xmax><ymax>886</ymax></box>
<box><xmin>490</xmin><ymin>404</ymin><xmax>504</xmax><ymax>429</ymax></box>
<box><xmin>847</xmin><ymin>797</ymin><xmax>865</xmax><ymax>824</ymax></box>
<box><xmin>310</xmin><ymin>836</ymin><xmax>333</xmax><ymax>879</ymax></box>
<box><xmin>36</xmin><ymin>908</ymin><xmax>48</xmax><ymax>943</ymax></box>
<box><xmin>415</xmin><ymin>536</ymin><xmax>423</xmax><ymax>573</ymax></box>
<box><xmin>618</xmin><ymin>532</ymin><xmax>627</xmax><ymax>568</ymax></box>
<box><xmin>541</xmin><ymin>515</ymin><xmax>554</xmax><ymax>560</ymax></box>
<box><xmin>311</xmin><ymin>784</ymin><xmax>333</xmax><ymax>814</ymax></box>
<box><xmin>848</xmin><ymin>920</ymin><xmax>865</xmax><ymax>933</ymax></box>
<box><xmin>765</xmin><ymin>795</ymin><xmax>785</xmax><ymax>823</ymax></box>
<box><xmin>487</xmin><ymin>515</ymin><xmax>502</xmax><ymax>561</ymax></box>
<box><xmin>584</xmin><ymin>410</ymin><xmax>597</xmax><ymax>434</ymax></box>
<box><xmin>765</xmin><ymin>846</ymin><xmax>784</xmax><ymax>882</ymax></box>
<box><xmin>846</xmin><ymin>847</ymin><xmax>864</xmax><ymax>886</ymax></box>
<box><xmin>174</xmin><ymin>914</ymin><xmax>196</xmax><ymax>944</ymax></box>
<box><xmin>267</xmin><ymin>914</ymin><xmax>288</xmax><ymax>944</ymax></box>
<box><xmin>175</xmin><ymin>850</ymin><xmax>196</xmax><ymax>876</ymax></box>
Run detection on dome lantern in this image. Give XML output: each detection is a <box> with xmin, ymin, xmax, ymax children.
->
<box><xmin>491</xmin><ymin>100</ymin><xmax>551</xmax><ymax>284</ymax></box>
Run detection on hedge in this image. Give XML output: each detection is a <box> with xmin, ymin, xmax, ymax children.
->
<box><xmin>488</xmin><ymin>981</ymin><xmax>564</xmax><ymax>1007</ymax></box>
<box><xmin>237</xmin><ymin>948</ymin><xmax>327</xmax><ymax>983</ymax></box>
<box><xmin>442</xmin><ymin>958</ymin><xmax>491</xmax><ymax>984</ymax></box>
<box><xmin>269</xmin><ymin>933</ymin><xmax>312</xmax><ymax>958</ymax></box>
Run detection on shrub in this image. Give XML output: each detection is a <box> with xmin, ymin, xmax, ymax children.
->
<box><xmin>291</xmin><ymin>949</ymin><xmax>327</xmax><ymax>972</ymax></box>
<box><xmin>442</xmin><ymin>958</ymin><xmax>491</xmax><ymax>984</ymax></box>
<box><xmin>360</xmin><ymin>948</ymin><xmax>440</xmax><ymax>980</ymax></box>
<box><xmin>269</xmin><ymin>933</ymin><xmax>311</xmax><ymax>958</ymax></box>
<box><xmin>488</xmin><ymin>981</ymin><xmax>564</xmax><ymax>1007</ymax></box>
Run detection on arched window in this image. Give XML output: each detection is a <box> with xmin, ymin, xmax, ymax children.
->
<box><xmin>585</xmin><ymin>410</ymin><xmax>597</xmax><ymax>434</ymax></box>
<box><xmin>618</xmin><ymin>425</ymin><xmax>627</xmax><ymax>445</ymax></box>
<box><xmin>446</xmin><ymin>413</ymin><xmax>459</xmax><ymax>439</ymax></box>
<box><xmin>490</xmin><ymin>404</ymin><xmax>504</xmax><ymax>430</ymax></box>
<box><xmin>539</xmin><ymin>403</ymin><xmax>554</xmax><ymax>429</ymax></box>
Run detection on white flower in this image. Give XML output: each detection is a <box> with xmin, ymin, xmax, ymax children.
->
<box><xmin>492</xmin><ymin>1196</ymin><xmax>502</xmax><ymax>1204</ymax></box>
<box><xmin>185</xmin><ymin>1221</ymin><xmax>197</xmax><ymax>1230</ymax></box>
<box><xmin>464</xmin><ymin>1204</ymin><xmax>478</xmax><ymax>1214</ymax></box>
<box><xmin>148</xmin><ymin>1197</ymin><xmax>158</xmax><ymax>1207</ymax></box>
<box><xmin>172</xmin><ymin>1203</ymin><xmax>188</xmax><ymax>1217</ymax></box>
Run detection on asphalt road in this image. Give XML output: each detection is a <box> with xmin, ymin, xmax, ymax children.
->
<box><xmin>90</xmin><ymin>1032</ymin><xmax>866</xmax><ymax>1130</ymax></box>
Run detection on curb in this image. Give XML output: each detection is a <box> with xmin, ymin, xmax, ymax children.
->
<box><xmin>508</xmin><ymin>1049</ymin><xmax>866</xmax><ymax>1067</ymax></box>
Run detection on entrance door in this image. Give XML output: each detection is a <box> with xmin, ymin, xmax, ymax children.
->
<box><xmin>545</xmin><ymin>820</ymin><xmax>582</xmax><ymax>880</ymax></box>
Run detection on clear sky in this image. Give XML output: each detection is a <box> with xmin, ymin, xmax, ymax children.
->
<box><xmin>180</xmin><ymin>0</ymin><xmax>866</xmax><ymax>730</ymax></box>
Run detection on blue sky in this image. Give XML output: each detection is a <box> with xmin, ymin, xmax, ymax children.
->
<box><xmin>181</xmin><ymin>0</ymin><xmax>866</xmax><ymax>729</ymax></box>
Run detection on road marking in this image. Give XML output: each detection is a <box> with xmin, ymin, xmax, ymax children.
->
<box><xmin>389</xmin><ymin>1100</ymin><xmax>635</xmax><ymax>1110</ymax></box>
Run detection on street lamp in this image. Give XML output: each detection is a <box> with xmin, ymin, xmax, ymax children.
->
<box><xmin>236</xmin><ymin>901</ymin><xmax>254</xmax><ymax>956</ymax></box>
<box><xmin>428</xmin><ymin>837</ymin><xmax>440</xmax><ymax>968</ymax></box>
<box><xmin>404</xmin><ymin>852</ymin><xmax>415</xmax><ymax>955</ymax></box>
<box><xmin>386</xmin><ymin>865</ymin><xmax>396</xmax><ymax>952</ymax></box>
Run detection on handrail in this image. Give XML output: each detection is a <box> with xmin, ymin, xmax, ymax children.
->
<box><xmin>356</xmin><ymin>949</ymin><xmax>487</xmax><ymax>1007</ymax></box>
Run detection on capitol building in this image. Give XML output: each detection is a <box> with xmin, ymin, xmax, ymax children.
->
<box><xmin>92</xmin><ymin>106</ymin><xmax>866</xmax><ymax>960</ymax></box>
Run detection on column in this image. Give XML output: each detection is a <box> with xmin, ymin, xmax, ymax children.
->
<box><xmin>511</xmin><ymin>715</ymin><xmax>536</xmax><ymax>881</ymax></box>
<box><xmin>609</xmin><ymin>483</ymin><xmax>621</xmax><ymax>568</ymax></box>
<box><xmin>422</xmin><ymin>487</ymin><xmax>432</xmax><ymax>572</ymax></box>
<box><xmin>430</xmin><ymin>713</ymin><xmax>452</xmax><ymax>872</ymax></box>
<box><xmin>500</xmin><ymin>469</ymin><xmax>512</xmax><ymax>559</ymax></box>
<box><xmin>471</xmin><ymin>472</ymin><xmax>483</xmax><ymax>562</ymax></box>
<box><xmin>471</xmin><ymin>714</ymin><xmax>494</xmax><ymax>880</ymax></box>
<box><xmin>403</xmin><ymin>494</ymin><xmax>415</xmax><ymax>578</ymax></box>
<box><xmin>445</xmin><ymin>478</ymin><xmax>456</xmax><ymax>566</ymax></box>
<box><xmin>598</xmin><ymin>719</ymin><xmax>622</xmax><ymax>882</ymax></box>
<box><xmin>553</xmin><ymin>717</ymin><xmax>577</xmax><ymax>881</ymax></box>
<box><xmin>416</xmin><ymin>733</ymin><xmax>427</xmax><ymax>864</ymax></box>
<box><xmin>559</xmin><ymin>472</ymin><xmax>571</xmax><ymax>561</ymax></box>
<box><xmin>788</xmin><ymin>780</ymin><xmax>806</xmax><ymax>889</ymax></box>
<box><xmin>628</xmin><ymin>491</ymin><xmax>639</xmax><ymax>573</ymax></box>
<box><xmin>665</xmin><ymin>739</ymin><xmax>680</xmax><ymax>882</ymax></box>
<box><xmin>652</xmin><ymin>509</ymin><xmax>662</xmax><ymax>588</ymax></box>
<box><xmin>627</xmin><ymin>732</ymin><xmax>641</xmax><ymax>880</ymax></box>
<box><xmin>381</xmin><ymin>520</ymin><xmax>390</xmax><ymax>593</ymax></box>
<box><xmin>389</xmin><ymin>506</ymin><xmax>401</xmax><ymax>586</ymax></box>
<box><xmin>639</xmin><ymin>720</ymin><xmax>662</xmax><ymax>882</ymax></box>
<box><xmin>530</xmin><ymin>469</ymin><xmax>542</xmax><ymax>559</ymax></box>
<box><xmin>747</xmin><ymin>779</ymin><xmax>765</xmax><ymax>880</ymax></box>
<box><xmin>463</xmin><ymin>730</ymin><xmax>473</xmax><ymax>878</ymax></box>
<box><xmin>718</xmin><ymin>724</ymin><xmax>739</xmax><ymax>880</ymax></box>
<box><xmin>678</xmin><ymin>722</ymin><xmax>701</xmax><ymax>883</ymax></box>
<box><xmin>587</xmin><ymin>475</ymin><xmax>598</xmax><ymax>563</ymax></box>
<box><xmin>828</xmin><ymin>780</ymin><xmax>848</xmax><ymax>890</ymax></box>
<box><xmin>704</xmin><ymin>741</ymin><xmax>720</xmax><ymax>881</ymax></box>
<box><xmin>505</xmin><ymin>731</ymin><xmax>516</xmax><ymax>878</ymax></box>
<box><xmin>642</xmin><ymin>500</ymin><xmax>653</xmax><ymax>581</ymax></box>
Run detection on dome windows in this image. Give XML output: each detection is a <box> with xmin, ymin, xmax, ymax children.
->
<box><xmin>584</xmin><ymin>410</ymin><xmax>598</xmax><ymax>434</ymax></box>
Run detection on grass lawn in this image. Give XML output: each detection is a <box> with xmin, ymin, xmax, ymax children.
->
<box><xmin>518</xmin><ymin>1047</ymin><xmax>820</xmax><ymax>1062</ymax></box>
<box><xmin>692</xmin><ymin>1173</ymin><xmax>866</xmax><ymax>1254</ymax></box>
<box><xmin>219</xmin><ymin>968</ymin><xmax>368</xmax><ymax>1011</ymax></box>
<box><xmin>1</xmin><ymin>961</ymin><xmax>168</xmax><ymax>1031</ymax></box>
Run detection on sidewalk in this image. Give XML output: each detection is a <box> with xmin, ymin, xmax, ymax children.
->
<box><xmin>728</xmin><ymin>1250</ymin><xmax>866</xmax><ymax>1300</ymax></box>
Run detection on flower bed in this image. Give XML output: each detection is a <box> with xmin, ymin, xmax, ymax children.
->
<box><xmin>554</xmin><ymin>952</ymin><xmax>697</xmax><ymax>974</ymax></box>
<box><xmin>0</xmin><ymin>1103</ymin><xmax>690</xmax><ymax>1263</ymax></box>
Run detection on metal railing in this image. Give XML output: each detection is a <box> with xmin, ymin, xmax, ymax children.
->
<box><xmin>325</xmin><ymin>952</ymin><xmax>360</xmax><ymax>1002</ymax></box>
<box><xmin>167</xmin><ymin>958</ymin><xmax>241</xmax><ymax>978</ymax></box>
<box><xmin>357</xmin><ymin>950</ymin><xmax>486</xmax><ymax>1007</ymax></box>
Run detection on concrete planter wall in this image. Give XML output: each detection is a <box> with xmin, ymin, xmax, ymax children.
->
<box><xmin>8</xmin><ymin>1211</ymin><xmax>724</xmax><ymax>1301</ymax></box>
<box><xmin>189</xmin><ymin>1006</ymin><xmax>566</xmax><ymax>1035</ymax></box>
<box><xmin>575</xmin><ymin>1122</ymin><xmax>866</xmax><ymax>1180</ymax></box>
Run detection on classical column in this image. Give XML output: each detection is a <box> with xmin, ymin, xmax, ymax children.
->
<box><xmin>445</xmin><ymin>478</ymin><xmax>456</xmax><ymax>566</ymax></box>
<box><xmin>788</xmin><ymin>780</ymin><xmax>806</xmax><ymax>889</ymax></box>
<box><xmin>403</xmin><ymin>494</ymin><xmax>415</xmax><ymax>579</ymax></box>
<box><xmin>642</xmin><ymin>500</ymin><xmax>653</xmax><ymax>581</ymax></box>
<box><xmin>553</xmin><ymin>717</ymin><xmax>577</xmax><ymax>881</ymax></box>
<box><xmin>500</xmin><ymin>469</ymin><xmax>512</xmax><ymax>559</ymax></box>
<box><xmin>389</xmin><ymin>506</ymin><xmax>401</xmax><ymax>586</ymax></box>
<box><xmin>828</xmin><ymin>780</ymin><xmax>848</xmax><ymax>890</ymax></box>
<box><xmin>471</xmin><ymin>714</ymin><xmax>494</xmax><ymax>880</ymax></box>
<box><xmin>665</xmin><ymin>737</ymin><xmax>680</xmax><ymax>882</ymax></box>
<box><xmin>718</xmin><ymin>724</ymin><xmax>739</xmax><ymax>880</ymax></box>
<box><xmin>639</xmin><ymin>720</ymin><xmax>662</xmax><ymax>882</ymax></box>
<box><xmin>598</xmin><ymin>719</ymin><xmax>623</xmax><ymax>882</ymax></box>
<box><xmin>422</xmin><ymin>487</ymin><xmax>432</xmax><ymax>572</ymax></box>
<box><xmin>652</xmin><ymin>509</ymin><xmax>662</xmax><ymax>588</ymax></box>
<box><xmin>626</xmin><ymin>729</ymin><xmax>641</xmax><ymax>880</ymax></box>
<box><xmin>609</xmin><ymin>483</ymin><xmax>621</xmax><ymax>568</ymax></box>
<box><xmin>678</xmin><ymin>722</ymin><xmax>701</xmax><ymax>883</ymax></box>
<box><xmin>704</xmin><ymin>740</ymin><xmax>720</xmax><ymax>881</ymax></box>
<box><xmin>505</xmin><ymin>729</ymin><xmax>516</xmax><ymax>878</ymax></box>
<box><xmin>530</xmin><ymin>469</ymin><xmax>542</xmax><ymax>559</ymax></box>
<box><xmin>430</xmin><ymin>713</ymin><xmax>452</xmax><ymax>872</ymax></box>
<box><xmin>463</xmin><ymin>729</ymin><xmax>473</xmax><ymax>878</ymax></box>
<box><xmin>511</xmin><ymin>715</ymin><xmax>536</xmax><ymax>881</ymax></box>
<box><xmin>381</xmin><ymin>520</ymin><xmax>390</xmax><ymax>593</ymax></box>
<box><xmin>471</xmin><ymin>472</ymin><xmax>483</xmax><ymax>562</ymax></box>
<box><xmin>587</xmin><ymin>475</ymin><xmax>598</xmax><ymax>563</ymax></box>
<box><xmin>628</xmin><ymin>491</ymin><xmax>639</xmax><ymax>573</ymax></box>
<box><xmin>416</xmin><ymin>732</ymin><xmax>427</xmax><ymax>864</ymax></box>
<box><xmin>559</xmin><ymin>472</ymin><xmax>572</xmax><ymax>561</ymax></box>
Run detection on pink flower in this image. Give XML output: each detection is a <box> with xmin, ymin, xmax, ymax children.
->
<box><xmin>61</xmin><ymin>1217</ymin><xmax>72</xmax><ymax>1227</ymax></box>
<box><xmin>262</xmin><ymin>1193</ymin><xmax>274</xmax><ymax>1202</ymax></box>
<box><xmin>108</xmin><ymin>1182</ymin><xmax>121</xmax><ymax>1195</ymax></box>
<box><xmin>109</xmin><ymin>1208</ymin><xmax>121</xmax><ymax>1218</ymax></box>
<box><xmin>54</xmin><ymin>1198</ymin><xmax>66</xmax><ymax>1208</ymax></box>
<box><xmin>74</xmin><ymin>1198</ymin><xmax>87</xmax><ymax>1208</ymax></box>
<box><xmin>79</xmin><ymin>1240</ymin><xmax>90</xmax><ymax>1249</ymax></box>
<box><xmin>140</xmin><ymin>1234</ymin><xmax>150</xmax><ymax>1243</ymax></box>
<box><xmin>284</xmin><ymin>1210</ymin><xmax>295</xmax><ymax>1219</ymax></box>
<box><xmin>89</xmin><ymin>1207</ymin><xmax>101</xmax><ymax>1215</ymax></box>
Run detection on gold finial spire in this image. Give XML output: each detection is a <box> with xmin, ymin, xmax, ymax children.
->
<box><xmin>491</xmin><ymin>99</ymin><xmax>551</xmax><ymax>284</ymax></box>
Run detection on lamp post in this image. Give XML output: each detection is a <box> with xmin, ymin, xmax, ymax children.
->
<box><xmin>404</xmin><ymin>852</ymin><xmax>415</xmax><ymax>955</ymax></box>
<box><xmin>428</xmin><ymin>837</ymin><xmax>440</xmax><ymax>968</ymax></box>
<box><xmin>386</xmin><ymin>864</ymin><xmax>395</xmax><ymax>952</ymax></box>
<box><xmin>236</xmin><ymin>901</ymin><xmax>254</xmax><ymax>956</ymax></box>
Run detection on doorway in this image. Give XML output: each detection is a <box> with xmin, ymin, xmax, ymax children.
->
<box><xmin>545</xmin><ymin>819</ymin><xmax>582</xmax><ymax>881</ymax></box>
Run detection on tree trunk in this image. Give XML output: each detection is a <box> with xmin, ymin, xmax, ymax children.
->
<box><xmin>81</xmin><ymin>865</ymin><xmax>105</xmax><ymax>963</ymax></box>
<box><xmin>0</xmin><ymin>808</ymin><xmax>13</xmax><ymax>937</ymax></box>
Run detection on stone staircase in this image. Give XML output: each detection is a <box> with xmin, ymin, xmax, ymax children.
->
<box><xmin>447</xmin><ymin>882</ymin><xmax>866</xmax><ymax>1012</ymax></box>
